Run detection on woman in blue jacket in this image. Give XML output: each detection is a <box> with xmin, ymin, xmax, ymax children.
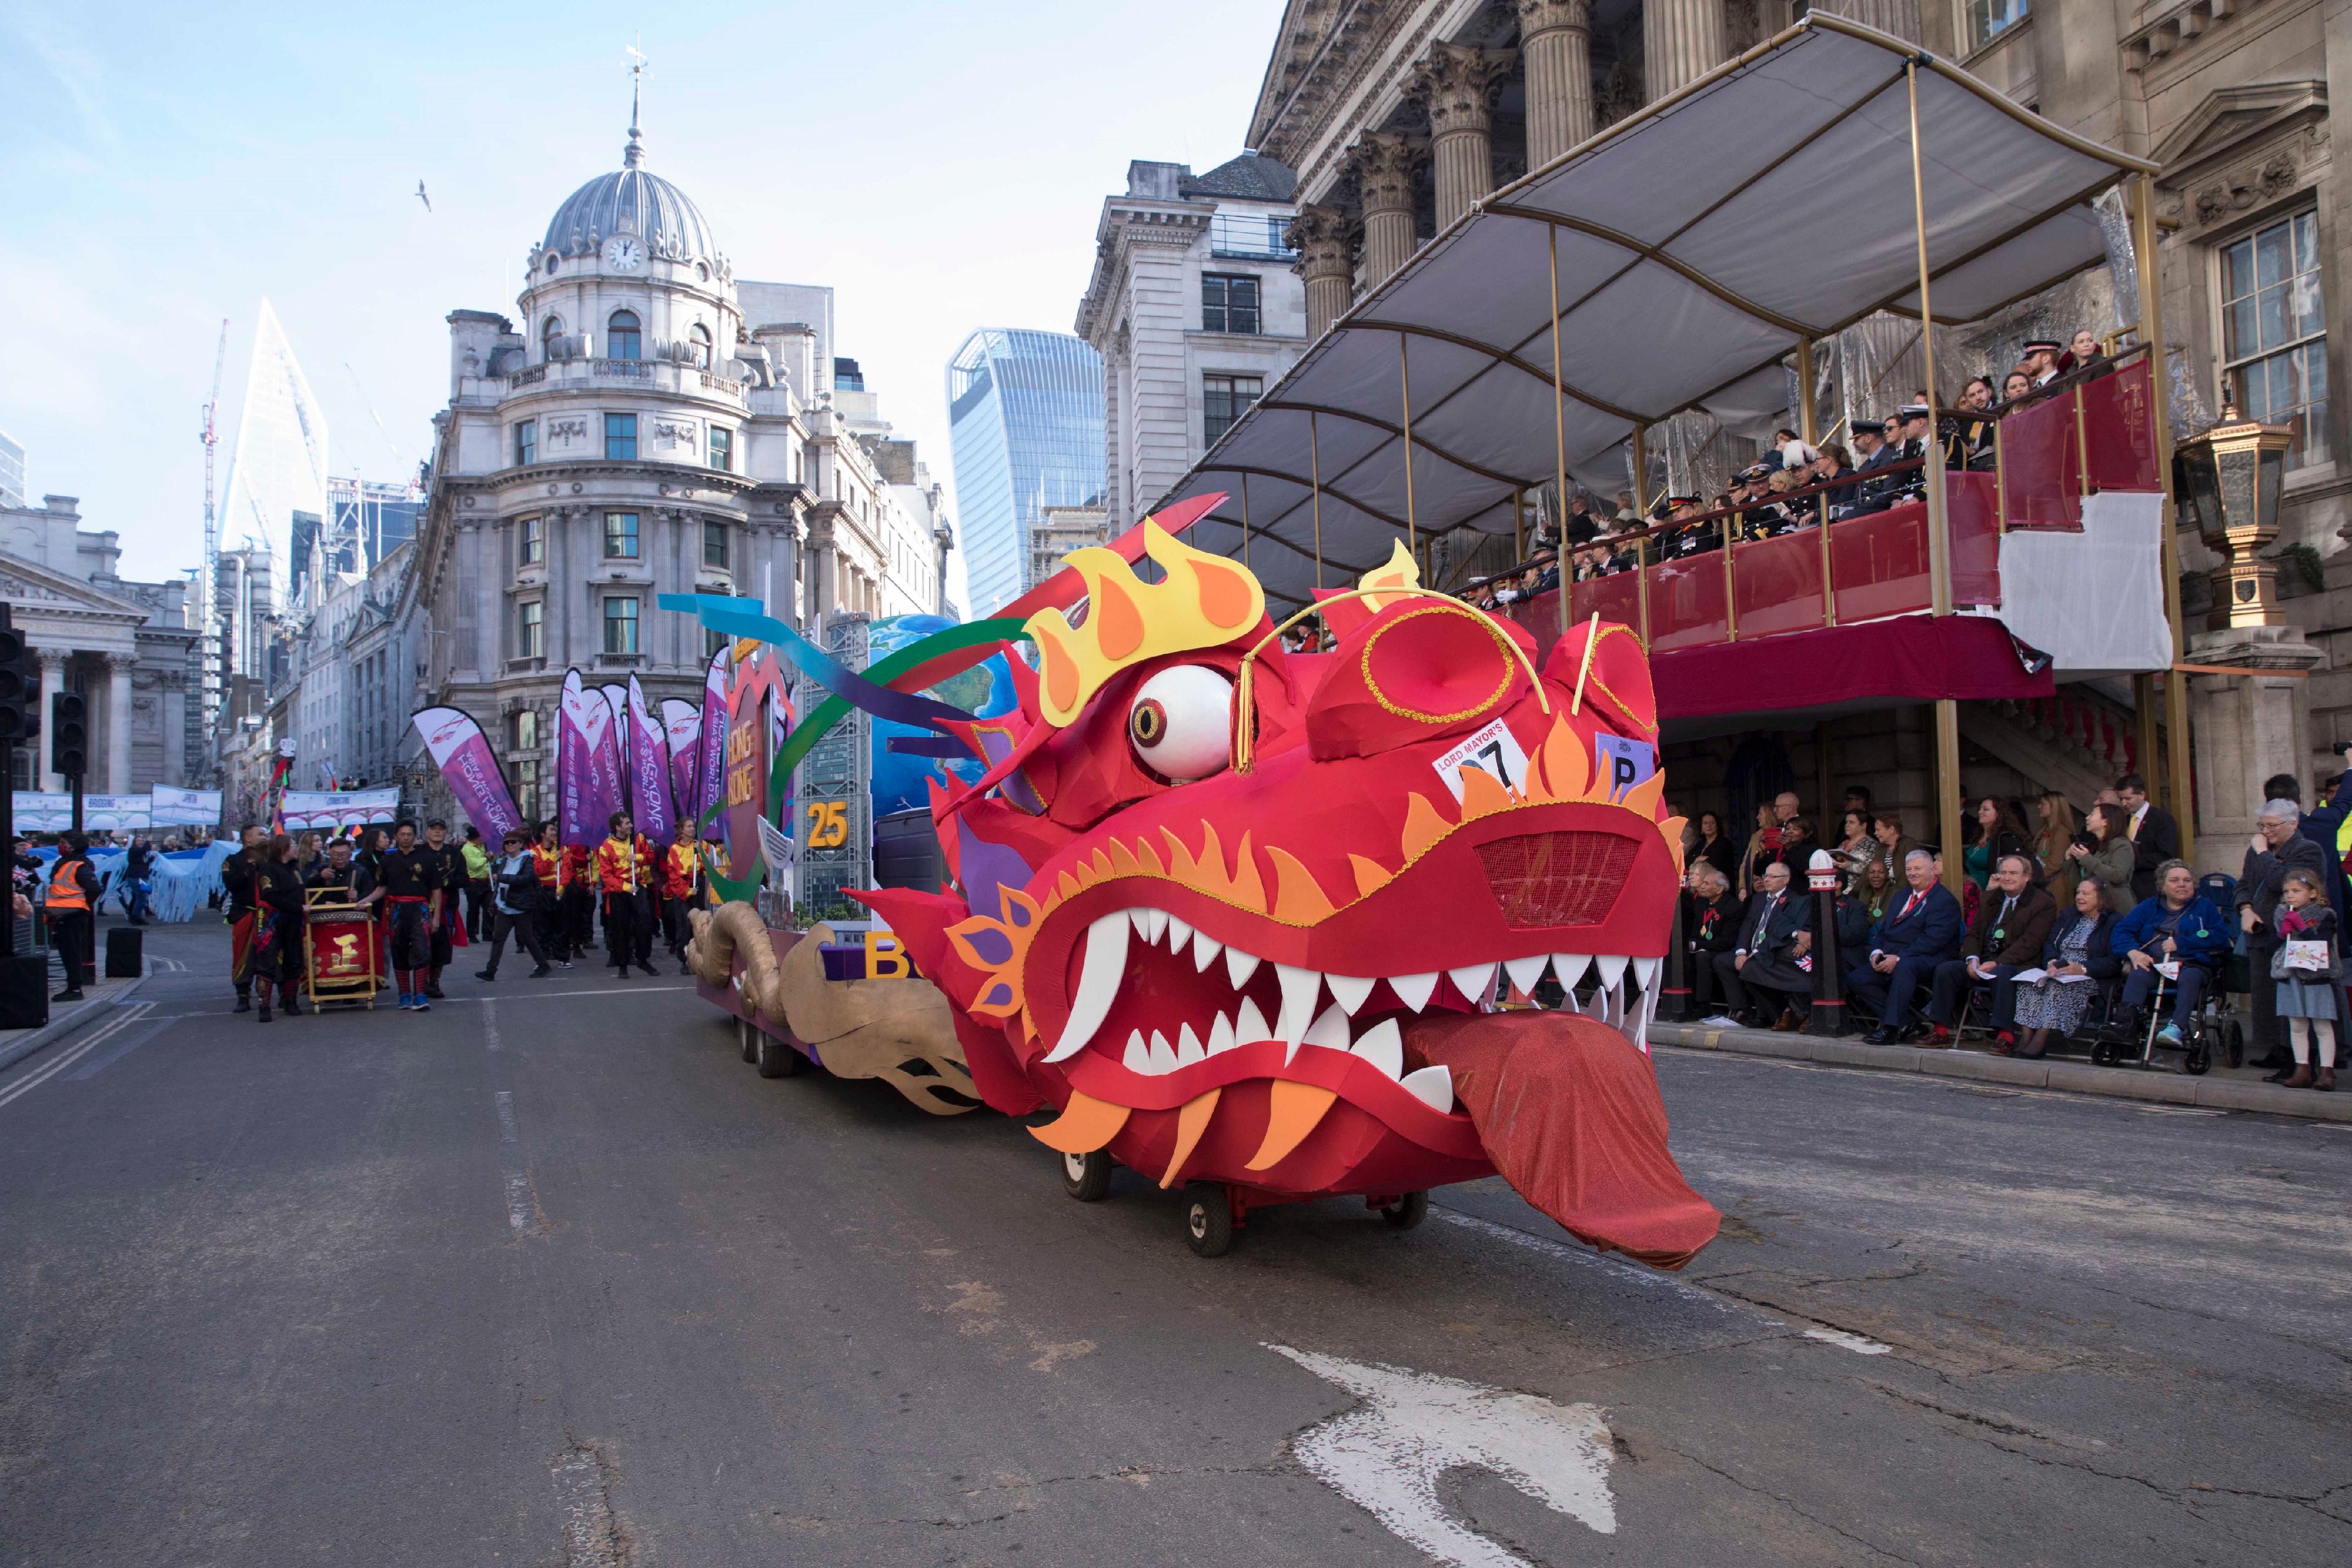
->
<box><xmin>2111</xmin><ymin>859</ymin><xmax>2231</xmax><ymax>1046</ymax></box>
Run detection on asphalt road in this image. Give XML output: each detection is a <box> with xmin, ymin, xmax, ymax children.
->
<box><xmin>3</xmin><ymin>918</ymin><xmax>2347</xmax><ymax>1567</ymax></box>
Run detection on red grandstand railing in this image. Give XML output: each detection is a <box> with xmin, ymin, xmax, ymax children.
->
<box><xmin>1492</xmin><ymin>341</ymin><xmax>2162</xmax><ymax>663</ymax></box>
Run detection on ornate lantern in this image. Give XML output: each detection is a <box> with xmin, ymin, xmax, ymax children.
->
<box><xmin>2175</xmin><ymin>399</ymin><xmax>2295</xmax><ymax>628</ymax></box>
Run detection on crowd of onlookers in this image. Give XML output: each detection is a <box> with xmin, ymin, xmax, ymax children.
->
<box><xmin>1462</xmin><ymin>328</ymin><xmax>2123</xmax><ymax>612</ymax></box>
<box><xmin>1674</xmin><ymin>755</ymin><xmax>2347</xmax><ymax>1091</ymax></box>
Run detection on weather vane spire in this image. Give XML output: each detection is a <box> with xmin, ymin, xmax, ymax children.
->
<box><xmin>624</xmin><ymin>39</ymin><xmax>647</xmax><ymax>167</ymax></box>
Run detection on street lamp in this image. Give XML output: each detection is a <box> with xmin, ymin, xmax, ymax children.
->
<box><xmin>2175</xmin><ymin>397</ymin><xmax>2295</xmax><ymax>628</ymax></box>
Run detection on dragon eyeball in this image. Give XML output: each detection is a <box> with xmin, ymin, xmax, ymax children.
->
<box><xmin>1127</xmin><ymin>665</ymin><xmax>1234</xmax><ymax>782</ymax></box>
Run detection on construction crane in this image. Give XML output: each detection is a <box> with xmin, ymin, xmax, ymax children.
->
<box><xmin>200</xmin><ymin>318</ymin><xmax>227</xmax><ymax>751</ymax></box>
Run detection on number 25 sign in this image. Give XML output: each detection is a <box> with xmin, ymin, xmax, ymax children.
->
<box><xmin>804</xmin><ymin>799</ymin><xmax>851</xmax><ymax>848</ymax></box>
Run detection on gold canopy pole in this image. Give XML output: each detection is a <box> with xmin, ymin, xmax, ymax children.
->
<box><xmin>1398</xmin><ymin>337</ymin><xmax>1418</xmax><ymax>556</ymax></box>
<box><xmin>1309</xmin><ymin>412</ymin><xmax>1325</xmax><ymax>589</ymax></box>
<box><xmin>2136</xmin><ymin>170</ymin><xmax>2194</xmax><ymax>862</ymax></box>
<box><xmin>1906</xmin><ymin>55</ymin><xmax>1963</xmax><ymax>892</ymax></box>
<box><xmin>1550</xmin><ymin>232</ymin><xmax>1571</xmax><ymax>641</ymax></box>
<box><xmin>1801</xmin><ymin>336</ymin><xmax>1835</xmax><ymax>627</ymax></box>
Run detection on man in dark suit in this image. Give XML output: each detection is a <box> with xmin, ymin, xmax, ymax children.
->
<box><xmin>2116</xmin><ymin>772</ymin><xmax>2179</xmax><ymax>904</ymax></box>
<box><xmin>1849</xmin><ymin>848</ymin><xmax>1965</xmax><ymax>1042</ymax></box>
<box><xmin>1921</xmin><ymin>852</ymin><xmax>2057</xmax><ymax>1045</ymax></box>
<box><xmin>1839</xmin><ymin>420</ymin><xmax>1904</xmax><ymax>517</ymax></box>
<box><xmin>1708</xmin><ymin>860</ymin><xmax>1812</xmax><ymax>1029</ymax></box>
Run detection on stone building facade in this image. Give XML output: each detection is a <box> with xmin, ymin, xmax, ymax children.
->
<box><xmin>405</xmin><ymin>116</ymin><xmax>948</xmax><ymax>826</ymax></box>
<box><xmin>0</xmin><ymin>493</ymin><xmax>199</xmax><ymax>795</ymax></box>
<box><xmin>1075</xmin><ymin>155</ymin><xmax>1312</xmax><ymax>530</ymax></box>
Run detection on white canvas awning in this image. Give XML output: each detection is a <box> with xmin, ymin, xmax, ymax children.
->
<box><xmin>1158</xmin><ymin>14</ymin><xmax>2160</xmax><ymax>608</ymax></box>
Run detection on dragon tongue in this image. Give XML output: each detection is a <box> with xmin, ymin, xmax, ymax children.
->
<box><xmin>1400</xmin><ymin>1011</ymin><xmax>1720</xmax><ymax>1271</ymax></box>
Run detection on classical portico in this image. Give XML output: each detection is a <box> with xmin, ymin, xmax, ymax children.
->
<box><xmin>0</xmin><ymin>541</ymin><xmax>198</xmax><ymax>793</ymax></box>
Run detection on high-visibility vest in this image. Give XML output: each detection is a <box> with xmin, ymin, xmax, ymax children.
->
<box><xmin>47</xmin><ymin>858</ymin><xmax>90</xmax><ymax>912</ymax></box>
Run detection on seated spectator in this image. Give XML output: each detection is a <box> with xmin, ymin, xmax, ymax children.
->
<box><xmin>1772</xmin><ymin>427</ymin><xmax>1820</xmax><ymax>471</ymax></box>
<box><xmin>1561</xmin><ymin>490</ymin><xmax>1601</xmax><ymax>546</ymax></box>
<box><xmin>1775</xmin><ymin>815</ymin><xmax>1819</xmax><ymax>878</ymax></box>
<box><xmin>1706</xmin><ymin>859</ymin><xmax>1811</xmax><ymax>1030</ymax></box>
<box><xmin>1922</xmin><ymin>852</ymin><xmax>2058</xmax><ymax>1047</ymax></box>
<box><xmin>2022</xmin><ymin>338</ymin><xmax>2064</xmax><ymax>388</ymax></box>
<box><xmin>2007</xmin><ymin>875</ymin><xmax>2122</xmax><ymax>1058</ymax></box>
<box><xmin>1860</xmin><ymin>811</ymin><xmax>1917</xmax><ymax>891</ymax></box>
<box><xmin>1809</xmin><ymin>444</ymin><xmax>1855</xmax><ymax>517</ymax></box>
<box><xmin>2061</xmin><ymin>329</ymin><xmax>2108</xmax><ymax>378</ymax></box>
<box><xmin>1947</xmin><ymin>379</ymin><xmax>1999</xmax><ymax>469</ymax></box>
<box><xmin>1683</xmin><ymin>864</ymin><xmax>1745</xmax><ymax>1019</ymax></box>
<box><xmin>1840</xmin><ymin>855</ymin><xmax>1896</xmax><ymax>944</ymax></box>
<box><xmin>1830</xmin><ymin>807</ymin><xmax>1875</xmax><ymax>888</ymax></box>
<box><xmin>1661</xmin><ymin>495</ymin><xmax>1719</xmax><ymax>559</ymax></box>
<box><xmin>2108</xmin><ymin>859</ymin><xmax>2230</xmax><ymax>1048</ymax></box>
<box><xmin>1851</xmin><ymin>848</ymin><xmax>1965</xmax><ymax>1042</ymax></box>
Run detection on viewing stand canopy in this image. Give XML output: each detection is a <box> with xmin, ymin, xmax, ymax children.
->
<box><xmin>1158</xmin><ymin>13</ymin><xmax>2160</xmax><ymax>612</ymax></box>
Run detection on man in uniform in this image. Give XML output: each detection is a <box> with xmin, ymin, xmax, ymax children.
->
<box><xmin>221</xmin><ymin>823</ymin><xmax>268</xmax><ymax>1012</ymax></box>
<box><xmin>2022</xmin><ymin>338</ymin><xmax>2063</xmax><ymax>389</ymax></box>
<box><xmin>420</xmin><ymin>819</ymin><xmax>465</xmax><ymax>999</ymax></box>
<box><xmin>531</xmin><ymin>819</ymin><xmax>572</xmax><ymax>967</ymax></box>
<box><xmin>660</xmin><ymin>834</ymin><xmax>700</xmax><ymax>972</ymax></box>
<box><xmin>592</xmin><ymin>811</ymin><xmax>662</xmax><ymax>979</ymax></box>
<box><xmin>307</xmin><ymin>836</ymin><xmax>380</xmax><ymax>907</ymax></box>
<box><xmin>377</xmin><ymin>822</ymin><xmax>444</xmax><ymax>1011</ymax></box>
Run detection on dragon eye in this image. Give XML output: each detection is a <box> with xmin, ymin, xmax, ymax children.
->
<box><xmin>1127</xmin><ymin>665</ymin><xmax>1234</xmax><ymax>781</ymax></box>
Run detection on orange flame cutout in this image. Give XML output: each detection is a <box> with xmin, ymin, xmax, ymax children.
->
<box><xmin>1022</xmin><ymin>521</ymin><xmax>1265</xmax><ymax>727</ymax></box>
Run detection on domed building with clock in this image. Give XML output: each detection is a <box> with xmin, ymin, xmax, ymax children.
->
<box><xmin>406</xmin><ymin>111</ymin><xmax>953</xmax><ymax>826</ymax></box>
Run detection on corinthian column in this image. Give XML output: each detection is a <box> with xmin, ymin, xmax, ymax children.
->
<box><xmin>1518</xmin><ymin>0</ymin><xmax>1594</xmax><ymax>165</ymax></box>
<box><xmin>1287</xmin><ymin>205</ymin><xmax>1357</xmax><ymax>340</ymax></box>
<box><xmin>1414</xmin><ymin>42</ymin><xmax>1515</xmax><ymax>229</ymax></box>
<box><xmin>1351</xmin><ymin>132</ymin><xmax>1424</xmax><ymax>289</ymax></box>
<box><xmin>1643</xmin><ymin>0</ymin><xmax>1728</xmax><ymax>101</ymax></box>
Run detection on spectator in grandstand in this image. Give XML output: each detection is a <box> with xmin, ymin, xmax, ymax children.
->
<box><xmin>1963</xmin><ymin>796</ymin><xmax>2036</xmax><ymax>890</ymax></box>
<box><xmin>1772</xmin><ymin>427</ymin><xmax>1820</xmax><ymax>471</ymax></box>
<box><xmin>1683</xmin><ymin>864</ymin><xmax>1745</xmax><ymax>1020</ymax></box>
<box><xmin>2002</xmin><ymin>368</ymin><xmax>2034</xmax><ymax>403</ymax></box>
<box><xmin>1853</xmin><ymin>848</ymin><xmax>1965</xmax><ymax>1043</ymax></box>
<box><xmin>2064</xmin><ymin>329</ymin><xmax>2106</xmax><ymax>376</ymax></box>
<box><xmin>1922</xmin><ymin>851</ymin><xmax>2057</xmax><ymax>1047</ymax></box>
<box><xmin>2066</xmin><ymin>802</ymin><xmax>2137</xmax><ymax>913</ymax></box>
<box><xmin>2109</xmin><ymin>859</ymin><xmax>2229</xmax><ymax>1048</ymax></box>
<box><xmin>2117</xmin><ymin>772</ymin><xmax>2180</xmax><ymax>903</ymax></box>
<box><xmin>1708</xmin><ymin>858</ymin><xmax>1812</xmax><ymax>1031</ymax></box>
<box><xmin>1692</xmin><ymin>810</ymin><xmax>1739</xmax><ymax>883</ymax></box>
<box><xmin>1561</xmin><ymin>490</ymin><xmax>1602</xmax><ymax>546</ymax></box>
<box><xmin>1810</xmin><ymin>443</ymin><xmax>1856</xmax><ymax>516</ymax></box>
<box><xmin>2236</xmin><ymin>797</ymin><xmax>2331</xmax><ymax>1078</ymax></box>
<box><xmin>2036</xmin><ymin>790</ymin><xmax>2082</xmax><ymax>907</ymax></box>
<box><xmin>1831</xmin><ymin>808</ymin><xmax>1876</xmax><ymax>888</ymax></box>
<box><xmin>1859</xmin><ymin>811</ymin><xmax>1919</xmax><ymax>901</ymax></box>
<box><xmin>2023</xmin><ymin>338</ymin><xmax>2064</xmax><ymax>387</ymax></box>
<box><xmin>1739</xmin><ymin>800</ymin><xmax>1782</xmax><ymax>898</ymax></box>
<box><xmin>2006</xmin><ymin>875</ymin><xmax>2121</xmax><ymax>1059</ymax></box>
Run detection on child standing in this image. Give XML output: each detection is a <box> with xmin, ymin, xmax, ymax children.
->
<box><xmin>2271</xmin><ymin>869</ymin><xmax>2339</xmax><ymax>1091</ymax></box>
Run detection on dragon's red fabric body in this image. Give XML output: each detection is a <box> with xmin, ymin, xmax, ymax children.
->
<box><xmin>860</xmin><ymin>523</ymin><xmax>1719</xmax><ymax>1268</ymax></box>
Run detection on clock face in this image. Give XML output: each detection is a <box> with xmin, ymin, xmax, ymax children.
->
<box><xmin>604</xmin><ymin>237</ymin><xmax>643</xmax><ymax>272</ymax></box>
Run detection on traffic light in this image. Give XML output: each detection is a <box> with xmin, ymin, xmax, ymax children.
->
<box><xmin>51</xmin><ymin>690</ymin><xmax>87</xmax><ymax>779</ymax></box>
<box><xmin>0</xmin><ymin>628</ymin><xmax>35</xmax><ymax>743</ymax></box>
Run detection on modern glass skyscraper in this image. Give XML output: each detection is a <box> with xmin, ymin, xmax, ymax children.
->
<box><xmin>220</xmin><ymin>299</ymin><xmax>330</xmax><ymax>611</ymax></box>
<box><xmin>946</xmin><ymin>329</ymin><xmax>1104</xmax><ymax>616</ymax></box>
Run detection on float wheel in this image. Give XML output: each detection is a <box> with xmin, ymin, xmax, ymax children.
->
<box><xmin>1184</xmin><ymin>1185</ymin><xmax>1235</xmax><ymax>1258</ymax></box>
<box><xmin>756</xmin><ymin>1032</ymin><xmax>804</xmax><ymax>1078</ymax></box>
<box><xmin>1380</xmin><ymin>1191</ymin><xmax>1430</xmax><ymax>1231</ymax></box>
<box><xmin>1061</xmin><ymin>1149</ymin><xmax>1114</xmax><ymax>1202</ymax></box>
<box><xmin>737</xmin><ymin>1017</ymin><xmax>758</xmax><ymax>1064</ymax></box>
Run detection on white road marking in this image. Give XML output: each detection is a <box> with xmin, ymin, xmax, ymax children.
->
<box><xmin>0</xmin><ymin>1002</ymin><xmax>157</xmax><ymax>1111</ymax></box>
<box><xmin>1268</xmin><ymin>1344</ymin><xmax>1616</xmax><ymax>1567</ymax></box>
<box><xmin>67</xmin><ymin>1017</ymin><xmax>172</xmax><ymax>1080</ymax></box>
<box><xmin>1801</xmin><ymin>1327</ymin><xmax>1892</xmax><ymax>1355</ymax></box>
<box><xmin>493</xmin><ymin>1089</ymin><xmax>537</xmax><ymax>1235</ymax></box>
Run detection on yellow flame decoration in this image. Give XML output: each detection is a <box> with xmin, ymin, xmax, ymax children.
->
<box><xmin>1023</xmin><ymin>521</ymin><xmax>1265</xmax><ymax>728</ymax></box>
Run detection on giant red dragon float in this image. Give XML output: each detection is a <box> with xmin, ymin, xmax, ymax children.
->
<box><xmin>829</xmin><ymin>517</ymin><xmax>1720</xmax><ymax>1268</ymax></box>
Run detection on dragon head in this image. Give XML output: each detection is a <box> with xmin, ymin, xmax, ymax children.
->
<box><xmin>860</xmin><ymin>521</ymin><xmax>1717</xmax><ymax>1268</ymax></box>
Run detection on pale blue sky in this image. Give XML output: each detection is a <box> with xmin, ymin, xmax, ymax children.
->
<box><xmin>0</xmin><ymin>1</ymin><xmax>1281</xmax><ymax>598</ymax></box>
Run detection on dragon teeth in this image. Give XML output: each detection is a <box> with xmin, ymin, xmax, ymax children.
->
<box><xmin>1147</xmin><ymin>1029</ymin><xmax>1180</xmax><ymax>1074</ymax></box>
<box><xmin>1225</xmin><ymin>945</ymin><xmax>1261</xmax><ymax>990</ymax></box>
<box><xmin>1044</xmin><ymin>911</ymin><xmax>1128</xmax><ymax>1063</ymax></box>
<box><xmin>1234</xmin><ymin>997</ymin><xmax>1274</xmax><ymax>1044</ymax></box>
<box><xmin>1503</xmin><ymin>954</ymin><xmax>1549</xmax><ymax>993</ymax></box>
<box><xmin>1351</xmin><ymin>1018</ymin><xmax>1403</xmax><ymax>1079</ymax></box>
<box><xmin>1301</xmin><ymin>1003</ymin><xmax>1352</xmax><ymax>1055</ymax></box>
<box><xmin>1121</xmin><ymin>1029</ymin><xmax>1150</xmax><ymax>1073</ymax></box>
<box><xmin>1175</xmin><ymin>1023</ymin><xmax>1206</xmax><ymax>1067</ymax></box>
<box><xmin>1326</xmin><ymin>974</ymin><xmax>1376</xmax><ymax>1014</ymax></box>
<box><xmin>1401</xmin><ymin>1064</ymin><xmax>1454</xmax><ymax>1113</ymax></box>
<box><xmin>1593</xmin><ymin>954</ymin><xmax>1629</xmax><ymax>992</ymax></box>
<box><xmin>1275</xmin><ymin>963</ymin><xmax>1322</xmax><ymax>1047</ymax></box>
<box><xmin>1165</xmin><ymin>914</ymin><xmax>1193</xmax><ymax>952</ymax></box>
<box><xmin>1207</xmin><ymin>1011</ymin><xmax>1238</xmax><ymax>1055</ymax></box>
<box><xmin>1446</xmin><ymin>961</ymin><xmax>1497</xmax><ymax>1007</ymax></box>
<box><xmin>1192</xmin><ymin>927</ymin><xmax>1223</xmax><ymax>971</ymax></box>
<box><xmin>1551</xmin><ymin>952</ymin><xmax>1592</xmax><ymax>991</ymax></box>
<box><xmin>1390</xmin><ymin>972</ymin><xmax>1439</xmax><ymax>1012</ymax></box>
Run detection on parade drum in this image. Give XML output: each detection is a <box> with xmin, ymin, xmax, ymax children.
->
<box><xmin>304</xmin><ymin>890</ymin><xmax>379</xmax><ymax>1008</ymax></box>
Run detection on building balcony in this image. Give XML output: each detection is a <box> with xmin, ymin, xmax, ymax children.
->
<box><xmin>505</xmin><ymin>357</ymin><xmax>746</xmax><ymax>407</ymax></box>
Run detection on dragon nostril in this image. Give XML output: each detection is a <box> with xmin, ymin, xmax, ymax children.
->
<box><xmin>1476</xmin><ymin>832</ymin><xmax>1641</xmax><ymax>929</ymax></box>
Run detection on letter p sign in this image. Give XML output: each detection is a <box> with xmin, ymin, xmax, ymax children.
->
<box><xmin>1592</xmin><ymin>733</ymin><xmax>1656</xmax><ymax>803</ymax></box>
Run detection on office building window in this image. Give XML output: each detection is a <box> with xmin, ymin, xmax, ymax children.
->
<box><xmin>603</xmin><ymin>511</ymin><xmax>640</xmax><ymax>558</ymax></box>
<box><xmin>514</xmin><ymin>420</ymin><xmax>536</xmax><ymax>467</ymax></box>
<box><xmin>510</xmin><ymin>710</ymin><xmax>541</xmax><ymax>824</ymax></box>
<box><xmin>709</xmin><ymin>426</ymin><xmax>733</xmax><ymax>472</ymax></box>
<box><xmin>604</xmin><ymin>413</ymin><xmax>636</xmax><ymax>460</ymax></box>
<box><xmin>516</xmin><ymin>600</ymin><xmax>543</xmax><ymax>660</ymax></box>
<box><xmin>2222</xmin><ymin>209</ymin><xmax>2329</xmax><ymax>471</ymax></box>
<box><xmin>1962</xmin><ymin>0</ymin><xmax>2027</xmax><ymax>51</ymax></box>
<box><xmin>703</xmin><ymin>519</ymin><xmax>730</xmax><ymax>567</ymax></box>
<box><xmin>607</xmin><ymin>309</ymin><xmax>641</xmax><ymax>361</ymax></box>
<box><xmin>603</xmin><ymin>596</ymin><xmax>639</xmax><ymax>655</ymax></box>
<box><xmin>1202</xmin><ymin>274</ymin><xmax>1261</xmax><ymax>335</ymax></box>
<box><xmin>1203</xmin><ymin>374</ymin><xmax>1263</xmax><ymax>445</ymax></box>
<box><xmin>518</xmin><ymin>514</ymin><xmax>543</xmax><ymax>566</ymax></box>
